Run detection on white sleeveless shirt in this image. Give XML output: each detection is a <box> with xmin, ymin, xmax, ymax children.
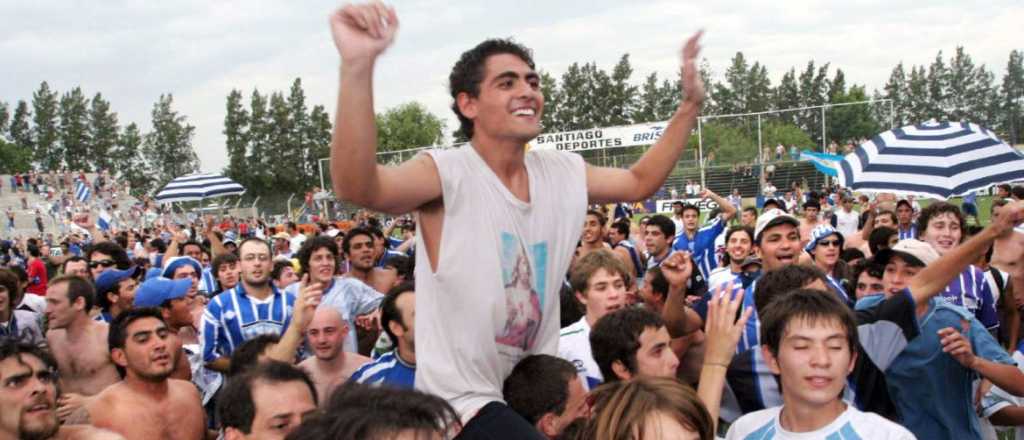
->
<box><xmin>414</xmin><ymin>146</ymin><xmax>586</xmax><ymax>421</ymax></box>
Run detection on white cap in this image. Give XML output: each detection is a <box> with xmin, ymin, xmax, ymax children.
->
<box><xmin>754</xmin><ymin>208</ymin><xmax>799</xmax><ymax>242</ymax></box>
<box><xmin>874</xmin><ymin>239</ymin><xmax>940</xmax><ymax>267</ymax></box>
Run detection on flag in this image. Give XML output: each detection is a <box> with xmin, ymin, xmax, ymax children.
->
<box><xmin>97</xmin><ymin>210</ymin><xmax>112</xmax><ymax>231</ymax></box>
<box><xmin>799</xmin><ymin>150</ymin><xmax>843</xmax><ymax>177</ymax></box>
<box><xmin>75</xmin><ymin>181</ymin><xmax>91</xmax><ymax>202</ymax></box>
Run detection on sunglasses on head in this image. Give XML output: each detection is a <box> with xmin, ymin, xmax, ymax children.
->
<box><xmin>89</xmin><ymin>259</ymin><xmax>116</xmax><ymax>269</ymax></box>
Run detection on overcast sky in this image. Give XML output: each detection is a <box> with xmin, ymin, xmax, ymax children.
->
<box><xmin>2</xmin><ymin>0</ymin><xmax>1020</xmax><ymax>172</ymax></box>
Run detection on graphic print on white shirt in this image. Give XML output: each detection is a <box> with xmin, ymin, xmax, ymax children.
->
<box><xmin>496</xmin><ymin>233</ymin><xmax>548</xmax><ymax>352</ymax></box>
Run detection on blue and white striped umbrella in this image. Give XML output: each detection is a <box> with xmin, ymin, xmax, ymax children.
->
<box><xmin>155</xmin><ymin>173</ymin><xmax>245</xmax><ymax>204</ymax></box>
<box><xmin>836</xmin><ymin>121</ymin><xmax>1024</xmax><ymax>199</ymax></box>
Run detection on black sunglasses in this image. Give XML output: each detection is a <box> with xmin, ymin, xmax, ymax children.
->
<box><xmin>89</xmin><ymin>259</ymin><xmax>116</xmax><ymax>269</ymax></box>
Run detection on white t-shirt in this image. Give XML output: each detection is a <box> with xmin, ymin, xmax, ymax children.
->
<box><xmin>726</xmin><ymin>405</ymin><xmax>914</xmax><ymax>440</ymax></box>
<box><xmin>833</xmin><ymin>208</ymin><xmax>860</xmax><ymax>238</ymax></box>
<box><xmin>414</xmin><ymin>146</ymin><xmax>586</xmax><ymax>422</ymax></box>
<box><xmin>558</xmin><ymin>317</ymin><xmax>603</xmax><ymax>391</ymax></box>
<box><xmin>289</xmin><ymin>233</ymin><xmax>307</xmax><ymax>255</ymax></box>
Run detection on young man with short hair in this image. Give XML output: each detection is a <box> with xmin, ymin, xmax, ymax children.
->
<box><xmin>349</xmin><ymin>283</ymin><xmax>416</xmax><ymax>389</ymax></box>
<box><xmin>329</xmin><ymin>2</ymin><xmax>706</xmax><ymax>434</ymax></box>
<box><xmin>93</xmin><ymin>266</ymin><xmax>139</xmax><ymax>323</ymax></box>
<box><xmin>558</xmin><ymin>250</ymin><xmax>629</xmax><ymax>390</ymax></box>
<box><xmin>740</xmin><ymin>206</ymin><xmax>758</xmax><ymax>228</ymax></box>
<box><xmin>589</xmin><ymin>307</ymin><xmax>678</xmax><ymax>382</ymax></box>
<box><xmin>577</xmin><ymin>210</ymin><xmax>611</xmax><ymax>258</ymax></box>
<box><xmin>672</xmin><ymin>189</ymin><xmax>737</xmax><ymax>279</ymax></box>
<box><xmin>201</xmin><ymin>239</ymin><xmax>296</xmax><ymax>373</ymax></box>
<box><xmin>218</xmin><ymin>361</ymin><xmax>318</xmax><ymax>440</ymax></box>
<box><xmin>608</xmin><ymin>220</ymin><xmax>643</xmax><ymax>288</ymax></box>
<box><xmin>44</xmin><ymin>276</ymin><xmax>121</xmax><ymax>397</ymax></box>
<box><xmin>503</xmin><ymin>355</ymin><xmax>588</xmax><ymax>440</ymax></box>
<box><xmin>726</xmin><ymin>289</ymin><xmax>914</xmax><ymax>439</ymax></box>
<box><xmin>87</xmin><ymin>308</ymin><xmax>205</xmax><ymax>440</ymax></box>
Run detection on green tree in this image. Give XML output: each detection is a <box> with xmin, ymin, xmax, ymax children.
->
<box><xmin>376</xmin><ymin>102</ymin><xmax>445</xmax><ymax>154</ymax></box>
<box><xmin>246</xmin><ymin>90</ymin><xmax>271</xmax><ymax>194</ymax></box>
<box><xmin>906</xmin><ymin>66</ymin><xmax>930</xmax><ymax>123</ymax></box>
<box><xmin>87</xmin><ymin>93</ymin><xmax>119</xmax><ymax>172</ymax></box>
<box><xmin>773</xmin><ymin>68</ymin><xmax>801</xmax><ymax>125</ymax></box>
<box><xmin>59</xmin><ymin>87</ymin><xmax>90</xmax><ymax>171</ymax></box>
<box><xmin>605</xmin><ymin>54</ymin><xmax>638</xmax><ymax>126</ymax></box>
<box><xmin>827</xmin><ymin>69</ymin><xmax>847</xmax><ymax>102</ymax></box>
<box><xmin>828</xmin><ymin>85</ymin><xmax>880</xmax><ymax>143</ymax></box>
<box><xmin>266</xmin><ymin>92</ymin><xmax>299</xmax><ymax>191</ymax></box>
<box><xmin>926</xmin><ymin>52</ymin><xmax>948</xmax><ymax>119</ymax></box>
<box><xmin>1001</xmin><ymin>50</ymin><xmax>1024</xmax><ymax>144</ymax></box>
<box><xmin>713</xmin><ymin>52</ymin><xmax>748</xmax><ymax>115</ymax></box>
<box><xmin>142</xmin><ymin>94</ymin><xmax>199</xmax><ymax>187</ymax></box>
<box><xmin>286</xmin><ymin>79</ymin><xmax>313</xmax><ymax>188</ymax></box>
<box><xmin>112</xmin><ymin>123</ymin><xmax>151</xmax><ymax>195</ymax></box>
<box><xmin>32</xmin><ymin>82</ymin><xmax>61</xmax><ymax>170</ymax></box>
<box><xmin>746</xmin><ymin>62</ymin><xmax>772</xmax><ymax>113</ymax></box>
<box><xmin>223</xmin><ymin>89</ymin><xmax>249</xmax><ymax>187</ymax></box>
<box><xmin>884</xmin><ymin>62</ymin><xmax>909</xmax><ymax>126</ymax></box>
<box><xmin>7</xmin><ymin>101</ymin><xmax>33</xmax><ymax>172</ymax></box>
<box><xmin>539</xmin><ymin>71</ymin><xmax>563</xmax><ymax>132</ymax></box>
<box><xmin>305</xmin><ymin>105</ymin><xmax>332</xmax><ymax>191</ymax></box>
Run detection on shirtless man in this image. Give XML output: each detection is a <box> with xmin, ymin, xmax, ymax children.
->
<box><xmin>797</xmin><ymin>199</ymin><xmax>823</xmax><ymax>248</ymax></box>
<box><xmin>87</xmin><ymin>308</ymin><xmax>205</xmax><ymax>440</ymax></box>
<box><xmin>991</xmin><ymin>199</ymin><xmax>1024</xmax><ymax>331</ymax></box>
<box><xmin>0</xmin><ymin>340</ymin><xmax>124</xmax><ymax>440</ymax></box>
<box><xmin>577</xmin><ymin>210</ymin><xmax>612</xmax><ymax>259</ymax></box>
<box><xmin>44</xmin><ymin>276</ymin><xmax>120</xmax><ymax>420</ymax></box>
<box><xmin>342</xmin><ymin>227</ymin><xmax>393</xmax><ymax>293</ymax></box>
<box><xmin>297</xmin><ymin>308</ymin><xmax>370</xmax><ymax>400</ymax></box>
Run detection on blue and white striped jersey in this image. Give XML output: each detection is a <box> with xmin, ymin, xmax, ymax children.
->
<box><xmin>198</xmin><ymin>267</ymin><xmax>217</xmax><ymax>295</ymax></box>
<box><xmin>939</xmin><ymin>265</ymin><xmax>999</xmax><ymax>330</ymax></box>
<box><xmin>672</xmin><ymin>217</ymin><xmax>726</xmax><ymax>280</ymax></box>
<box><xmin>201</xmin><ymin>283</ymin><xmax>295</xmax><ymax>363</ymax></box>
<box><xmin>897</xmin><ymin>225</ymin><xmax>917</xmax><ymax>241</ymax></box>
<box><xmin>348</xmin><ymin>350</ymin><xmax>415</xmax><ymax>389</ymax></box>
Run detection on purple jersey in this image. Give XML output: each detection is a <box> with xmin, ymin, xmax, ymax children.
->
<box><xmin>939</xmin><ymin>265</ymin><xmax>999</xmax><ymax>330</ymax></box>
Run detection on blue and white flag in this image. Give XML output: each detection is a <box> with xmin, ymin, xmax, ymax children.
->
<box><xmin>799</xmin><ymin>151</ymin><xmax>843</xmax><ymax>177</ymax></box>
<box><xmin>836</xmin><ymin>121</ymin><xmax>1024</xmax><ymax>199</ymax></box>
<box><xmin>97</xmin><ymin>209</ymin><xmax>112</xmax><ymax>231</ymax></box>
<box><xmin>75</xmin><ymin>181</ymin><xmax>91</xmax><ymax>202</ymax></box>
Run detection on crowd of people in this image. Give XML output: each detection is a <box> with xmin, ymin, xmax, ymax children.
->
<box><xmin>3</xmin><ymin>3</ymin><xmax>1024</xmax><ymax>440</ymax></box>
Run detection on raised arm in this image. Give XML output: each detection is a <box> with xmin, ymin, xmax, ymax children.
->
<box><xmin>909</xmin><ymin>201</ymin><xmax>1024</xmax><ymax>306</ymax></box>
<box><xmin>586</xmin><ymin>31</ymin><xmax>704</xmax><ymax>204</ymax></box>
<box><xmin>328</xmin><ymin>3</ymin><xmax>442</xmax><ymax>214</ymax></box>
<box><xmin>700</xmin><ymin>188</ymin><xmax>736</xmax><ymax>222</ymax></box>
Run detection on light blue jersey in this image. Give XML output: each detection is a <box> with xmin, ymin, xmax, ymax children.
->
<box><xmin>349</xmin><ymin>350</ymin><xmax>415</xmax><ymax>389</ymax></box>
<box><xmin>200</xmin><ymin>283</ymin><xmax>295</xmax><ymax>363</ymax></box>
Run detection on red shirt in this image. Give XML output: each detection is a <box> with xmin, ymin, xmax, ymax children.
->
<box><xmin>26</xmin><ymin>258</ymin><xmax>48</xmax><ymax>296</ymax></box>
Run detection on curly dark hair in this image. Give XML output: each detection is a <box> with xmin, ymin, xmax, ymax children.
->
<box><xmin>449</xmin><ymin>38</ymin><xmax>535</xmax><ymax>139</ymax></box>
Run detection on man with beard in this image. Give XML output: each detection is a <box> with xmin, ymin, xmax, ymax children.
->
<box><xmin>0</xmin><ymin>340</ymin><xmax>124</xmax><ymax>440</ymax></box>
<box><xmin>287</xmin><ymin>236</ymin><xmax>383</xmax><ymax>353</ymax></box>
<box><xmin>201</xmin><ymin>238</ymin><xmax>296</xmax><ymax>373</ymax></box>
<box><xmin>707</xmin><ymin>226</ymin><xmax>755</xmax><ymax>291</ymax></box>
<box><xmin>297</xmin><ymin>307</ymin><xmax>370</xmax><ymax>400</ymax></box>
<box><xmin>87</xmin><ymin>309</ymin><xmax>205</xmax><ymax>440</ymax></box>
<box><xmin>44</xmin><ymin>276</ymin><xmax>121</xmax><ymax>421</ymax></box>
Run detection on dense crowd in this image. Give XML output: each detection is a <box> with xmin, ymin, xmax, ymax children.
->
<box><xmin>3</xmin><ymin>3</ymin><xmax>1024</xmax><ymax>440</ymax></box>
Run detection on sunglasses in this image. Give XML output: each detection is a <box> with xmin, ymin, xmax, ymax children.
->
<box><xmin>817</xmin><ymin>239</ymin><xmax>842</xmax><ymax>248</ymax></box>
<box><xmin>89</xmin><ymin>259</ymin><xmax>116</xmax><ymax>269</ymax></box>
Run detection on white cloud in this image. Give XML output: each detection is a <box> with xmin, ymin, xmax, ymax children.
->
<box><xmin>2</xmin><ymin>0</ymin><xmax>1020</xmax><ymax>173</ymax></box>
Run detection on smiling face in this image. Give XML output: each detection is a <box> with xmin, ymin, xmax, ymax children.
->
<box><xmin>763</xmin><ymin>317</ymin><xmax>856</xmax><ymax>410</ymax></box>
<box><xmin>726</xmin><ymin>230</ymin><xmax>753</xmax><ymax>269</ymax></box>
<box><xmin>581</xmin><ymin>214</ymin><xmax>604</xmax><ymax>245</ymax></box>
<box><xmin>882</xmin><ymin>256</ymin><xmax>923</xmax><ymax>297</ymax></box>
<box><xmin>0</xmin><ymin>353</ymin><xmax>59</xmax><ymax>440</ymax></box>
<box><xmin>812</xmin><ymin>233</ymin><xmax>842</xmax><ymax>268</ymax></box>
<box><xmin>576</xmin><ymin>268</ymin><xmax>627</xmax><ymax>325</ymax></box>
<box><xmin>920</xmin><ymin>212</ymin><xmax>962</xmax><ymax>256</ymax></box>
<box><xmin>458</xmin><ymin>53</ymin><xmax>543</xmax><ymax>143</ymax></box>
<box><xmin>307</xmin><ymin>247</ymin><xmax>337</xmax><ymax>285</ymax></box>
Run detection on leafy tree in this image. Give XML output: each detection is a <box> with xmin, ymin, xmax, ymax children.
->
<box><xmin>112</xmin><ymin>123</ymin><xmax>150</xmax><ymax>195</ymax></box>
<box><xmin>539</xmin><ymin>71</ymin><xmax>563</xmax><ymax>132</ymax></box>
<box><xmin>266</xmin><ymin>92</ymin><xmax>299</xmax><ymax>191</ymax></box>
<box><xmin>926</xmin><ymin>52</ymin><xmax>948</xmax><ymax>118</ymax></box>
<box><xmin>828</xmin><ymin>85</ymin><xmax>880</xmax><ymax>143</ymax></box>
<box><xmin>1001</xmin><ymin>50</ymin><xmax>1024</xmax><ymax>144</ymax></box>
<box><xmin>883</xmin><ymin>62</ymin><xmax>909</xmax><ymax>126</ymax></box>
<box><xmin>7</xmin><ymin>101</ymin><xmax>33</xmax><ymax>172</ymax></box>
<box><xmin>376</xmin><ymin>102</ymin><xmax>445</xmax><ymax>154</ymax></box>
<box><xmin>774</xmin><ymin>68</ymin><xmax>801</xmax><ymax>125</ymax></box>
<box><xmin>223</xmin><ymin>89</ymin><xmax>249</xmax><ymax>187</ymax></box>
<box><xmin>32</xmin><ymin>82</ymin><xmax>61</xmax><ymax>170</ymax></box>
<box><xmin>246</xmin><ymin>90</ymin><xmax>271</xmax><ymax>194</ymax></box>
<box><xmin>905</xmin><ymin>66</ymin><xmax>930</xmax><ymax>123</ymax></box>
<box><xmin>304</xmin><ymin>105</ymin><xmax>332</xmax><ymax>191</ymax></box>
<box><xmin>87</xmin><ymin>93</ymin><xmax>119</xmax><ymax>172</ymax></box>
<box><xmin>142</xmin><ymin>94</ymin><xmax>199</xmax><ymax>188</ymax></box>
<box><xmin>59</xmin><ymin>87</ymin><xmax>90</xmax><ymax>171</ymax></box>
<box><xmin>605</xmin><ymin>54</ymin><xmax>638</xmax><ymax>126</ymax></box>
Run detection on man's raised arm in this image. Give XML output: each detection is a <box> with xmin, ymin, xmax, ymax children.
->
<box><xmin>329</xmin><ymin>3</ymin><xmax>441</xmax><ymax>214</ymax></box>
<box><xmin>586</xmin><ymin>31</ymin><xmax>704</xmax><ymax>204</ymax></box>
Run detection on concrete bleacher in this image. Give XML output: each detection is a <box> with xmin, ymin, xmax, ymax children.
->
<box><xmin>661</xmin><ymin>160</ymin><xmax>826</xmax><ymax>200</ymax></box>
<box><xmin>0</xmin><ymin>173</ymin><xmax>137</xmax><ymax>238</ymax></box>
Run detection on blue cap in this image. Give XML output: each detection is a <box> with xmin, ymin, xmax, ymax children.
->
<box><xmin>95</xmin><ymin>266</ymin><xmax>138</xmax><ymax>294</ymax></box>
<box><xmin>145</xmin><ymin>267</ymin><xmax>164</xmax><ymax>281</ymax></box>
<box><xmin>162</xmin><ymin>256</ymin><xmax>202</xmax><ymax>279</ymax></box>
<box><xmin>134</xmin><ymin>278</ymin><xmax>192</xmax><ymax>308</ymax></box>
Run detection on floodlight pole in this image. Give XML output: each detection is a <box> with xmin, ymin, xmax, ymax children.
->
<box><xmin>697</xmin><ymin>117</ymin><xmax>705</xmax><ymax>188</ymax></box>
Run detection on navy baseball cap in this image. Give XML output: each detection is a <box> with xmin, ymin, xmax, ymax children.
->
<box><xmin>95</xmin><ymin>266</ymin><xmax>138</xmax><ymax>295</ymax></box>
<box><xmin>134</xmin><ymin>278</ymin><xmax>192</xmax><ymax>308</ymax></box>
